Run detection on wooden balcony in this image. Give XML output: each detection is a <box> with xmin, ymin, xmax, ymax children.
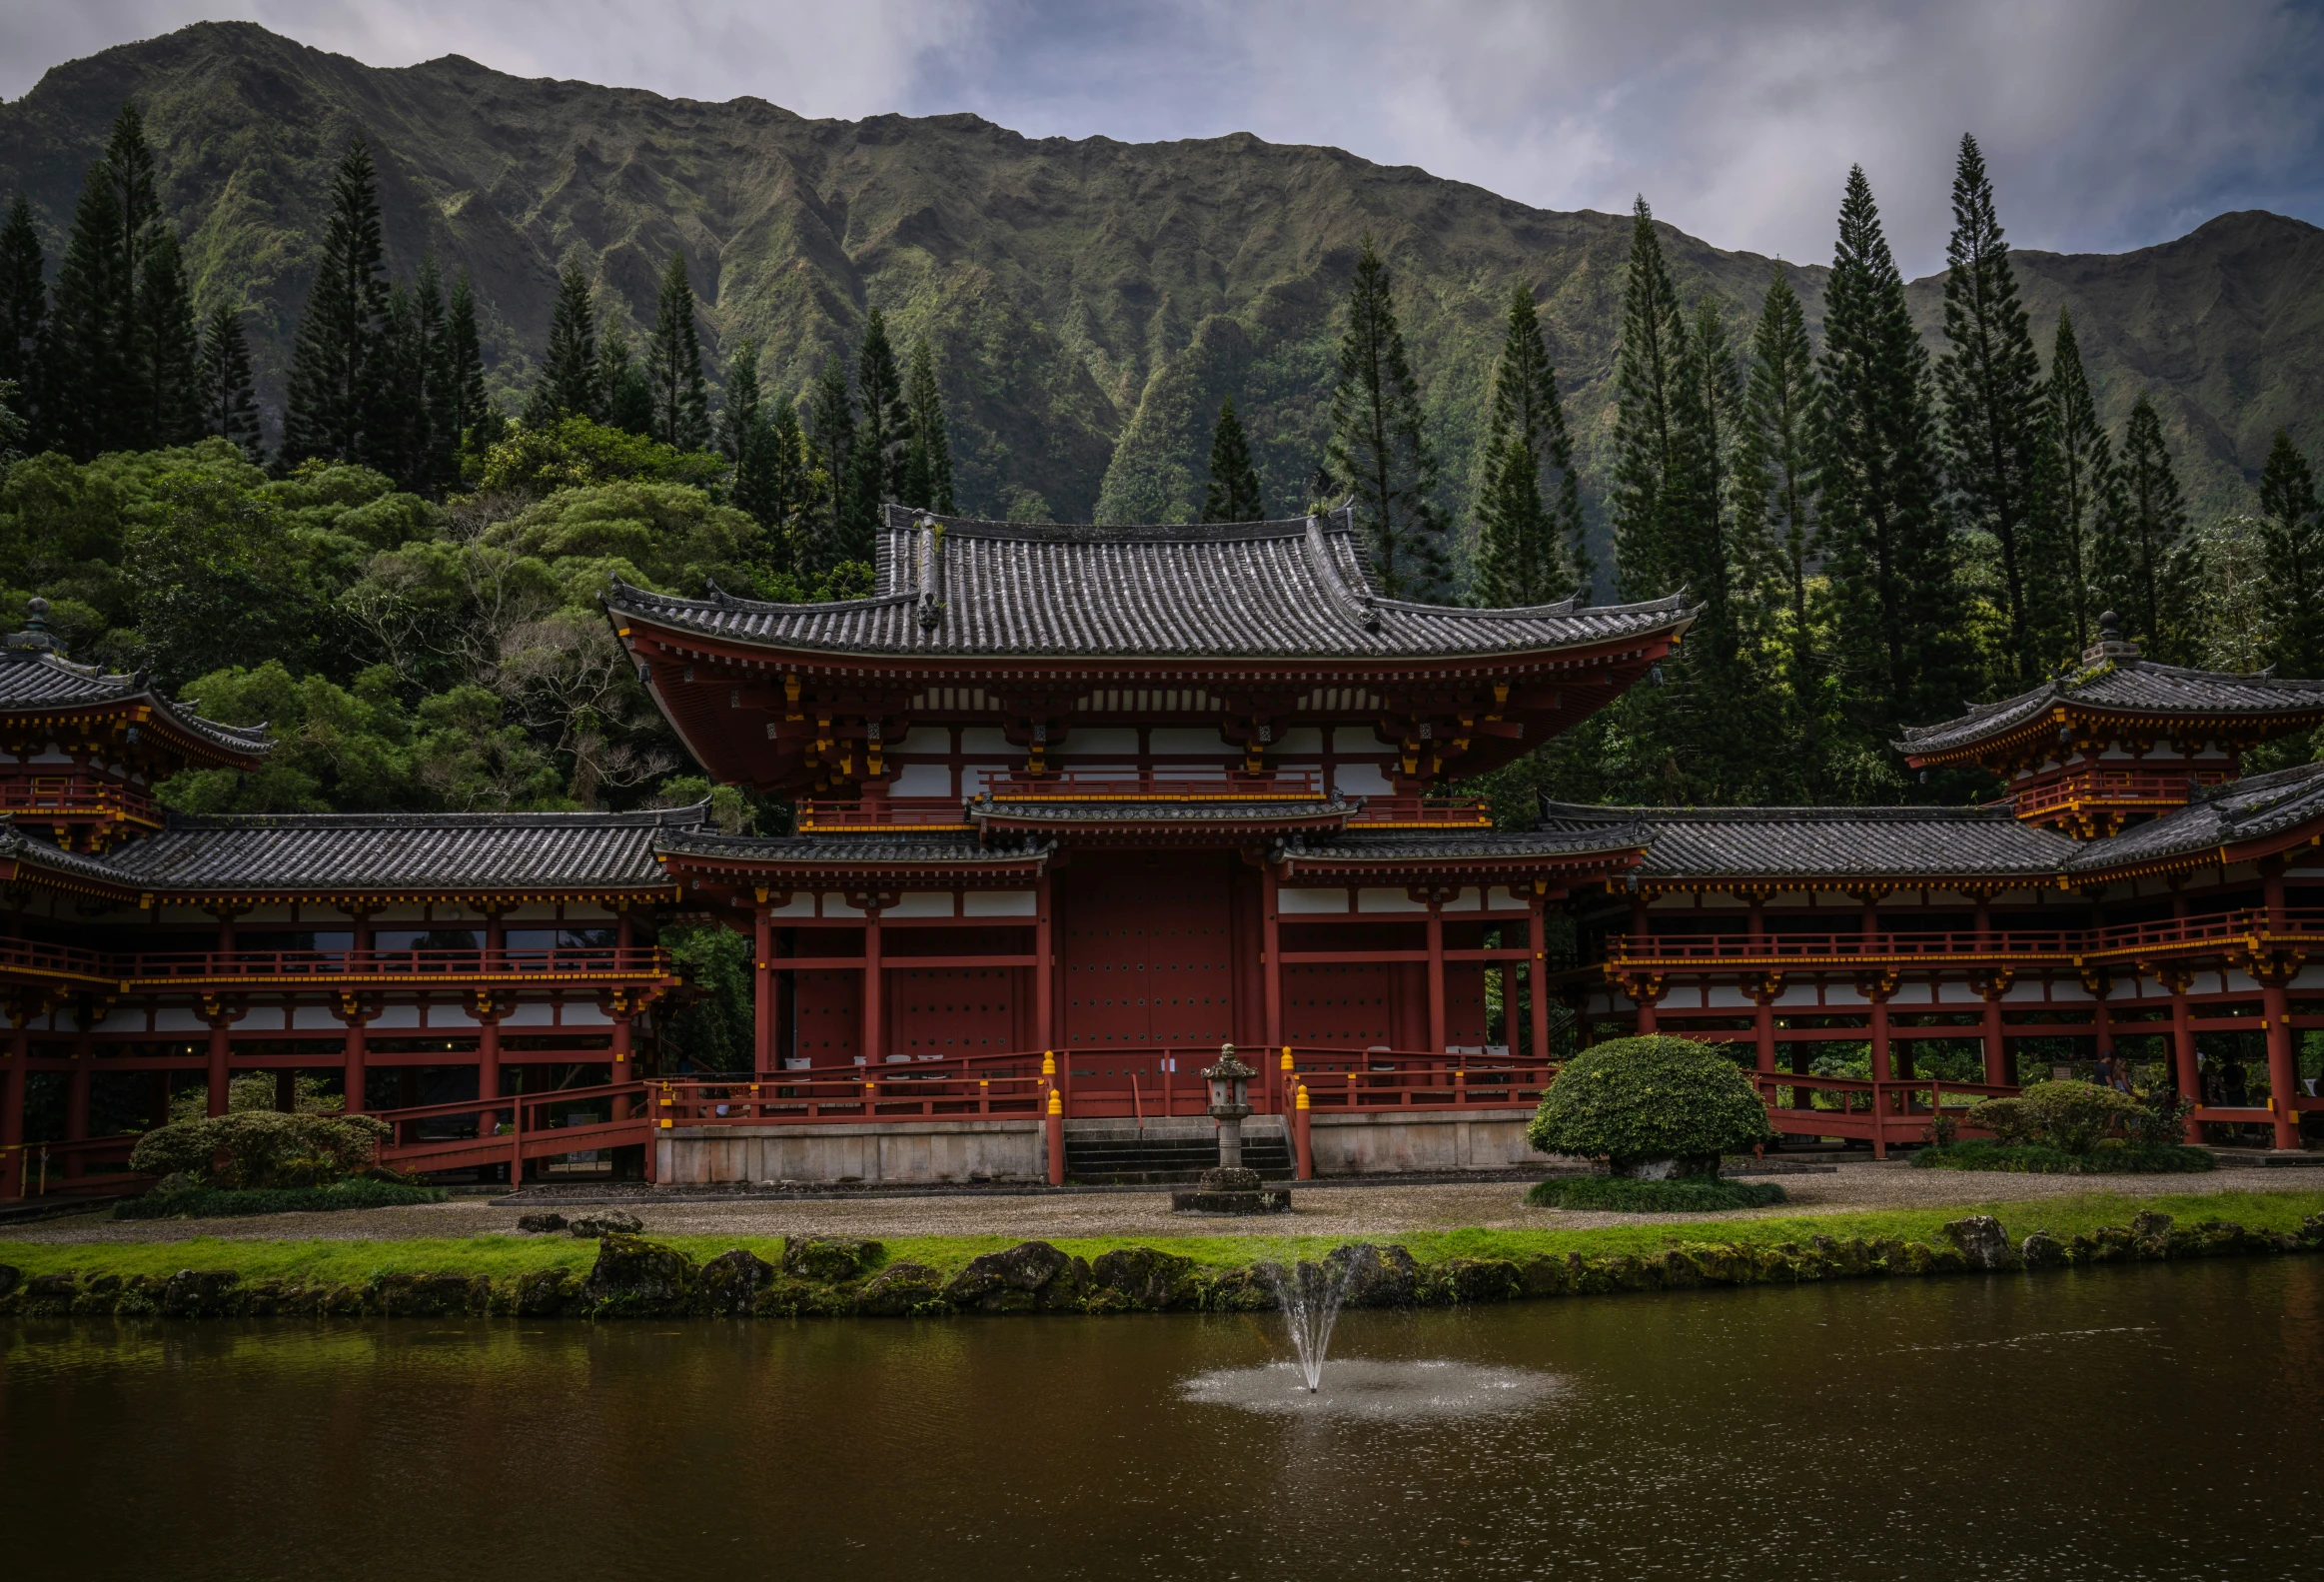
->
<box><xmin>1595</xmin><ymin>907</ymin><xmax>2324</xmax><ymax>974</ymax></box>
<box><xmin>0</xmin><ymin>941</ymin><xmax>679</xmax><ymax>993</ymax></box>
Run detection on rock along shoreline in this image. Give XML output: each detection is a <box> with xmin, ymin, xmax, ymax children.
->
<box><xmin>4</xmin><ymin>1209</ymin><xmax>2321</xmax><ymax>1321</ymax></box>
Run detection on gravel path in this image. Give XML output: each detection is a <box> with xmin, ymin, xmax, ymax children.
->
<box><xmin>8</xmin><ymin>1162</ymin><xmax>2317</xmax><ymax>1247</ymax></box>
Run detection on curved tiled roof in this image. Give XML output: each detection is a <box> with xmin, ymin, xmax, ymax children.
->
<box><xmin>95</xmin><ymin>805</ymin><xmax>709</xmax><ymax>893</ymax></box>
<box><xmin>604</xmin><ymin>504</ymin><xmax>1696</xmax><ymax>662</ymax></box>
<box><xmin>654</xmin><ymin>830</ymin><xmax>1053</xmax><ymax>867</ymax></box>
<box><xmin>0</xmin><ymin>646</ymin><xmax>273</xmax><ymax>759</ymax></box>
<box><xmin>2064</xmin><ymin>760</ymin><xmax>2324</xmax><ymax>873</ymax></box>
<box><xmin>1275</xmin><ymin>827</ymin><xmax>1647</xmax><ymax>866</ymax></box>
<box><xmin>1536</xmin><ymin>800</ymin><xmax>2078</xmax><ymax>882</ymax></box>
<box><xmin>1898</xmin><ymin>660</ymin><xmax>2324</xmax><ymax>759</ymax></box>
<box><xmin>969</xmin><ymin>796</ymin><xmax>1353</xmax><ymax>826</ymax></box>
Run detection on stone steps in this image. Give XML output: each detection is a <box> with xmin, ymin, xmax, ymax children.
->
<box><xmin>1064</xmin><ymin>1132</ymin><xmax>1295</xmax><ymax>1185</ymax></box>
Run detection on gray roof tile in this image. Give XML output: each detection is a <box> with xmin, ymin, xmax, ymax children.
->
<box><xmin>0</xmin><ymin>648</ymin><xmax>272</xmax><ymax>758</ymax></box>
<box><xmin>2063</xmin><ymin>760</ymin><xmax>2324</xmax><ymax>871</ymax></box>
<box><xmin>605</xmin><ymin>504</ymin><xmax>1695</xmax><ymax>662</ymax></box>
<box><xmin>1537</xmin><ymin>799</ymin><xmax>2078</xmax><ymax>882</ymax></box>
<box><xmin>1898</xmin><ymin>660</ymin><xmax>2324</xmax><ymax>758</ymax></box>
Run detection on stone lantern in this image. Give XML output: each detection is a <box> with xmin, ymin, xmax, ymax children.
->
<box><xmin>1172</xmin><ymin>1042</ymin><xmax>1289</xmax><ymax>1214</ymax></box>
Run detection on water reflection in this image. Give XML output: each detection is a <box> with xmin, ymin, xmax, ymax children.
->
<box><xmin>3</xmin><ymin>1259</ymin><xmax>2320</xmax><ymax>1581</ymax></box>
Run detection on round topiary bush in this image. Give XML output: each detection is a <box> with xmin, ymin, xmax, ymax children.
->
<box><xmin>1527</xmin><ymin>1035</ymin><xmax>1774</xmax><ymax>1178</ymax></box>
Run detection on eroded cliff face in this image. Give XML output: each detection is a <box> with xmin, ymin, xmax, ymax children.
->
<box><xmin>4</xmin><ymin>21</ymin><xmax>2316</xmax><ymax>540</ymax></box>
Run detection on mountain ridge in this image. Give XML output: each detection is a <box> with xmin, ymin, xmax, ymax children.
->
<box><xmin>1</xmin><ymin>20</ymin><xmax>2317</xmax><ymax>554</ymax></box>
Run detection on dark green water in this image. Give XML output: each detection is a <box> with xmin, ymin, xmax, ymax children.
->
<box><xmin>5</xmin><ymin>1259</ymin><xmax>2322</xmax><ymax>1580</ymax></box>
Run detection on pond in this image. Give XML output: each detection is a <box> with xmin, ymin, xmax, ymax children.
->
<box><xmin>4</xmin><ymin>1258</ymin><xmax>2320</xmax><ymax>1579</ymax></box>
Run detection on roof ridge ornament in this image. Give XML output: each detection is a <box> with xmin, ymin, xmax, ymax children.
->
<box><xmin>916</xmin><ymin>515</ymin><xmax>946</xmax><ymax>632</ymax></box>
<box><xmin>1306</xmin><ymin>511</ymin><xmax>1379</xmax><ymax>633</ymax></box>
<box><xmin>2080</xmin><ymin>609</ymin><xmax>2139</xmax><ymax>668</ymax></box>
<box><xmin>6</xmin><ymin>596</ymin><xmax>54</xmax><ymax>653</ymax></box>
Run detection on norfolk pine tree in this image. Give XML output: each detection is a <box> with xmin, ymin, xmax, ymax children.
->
<box><xmin>1815</xmin><ymin>165</ymin><xmax>1971</xmax><ymax>763</ymax></box>
<box><xmin>283</xmin><ymin>136</ymin><xmax>391</xmax><ymax>466</ymax></box>
<box><xmin>1473</xmin><ymin>284</ymin><xmax>1584</xmax><ymax>605</ymax></box>
<box><xmin>899</xmin><ymin>336</ymin><xmax>955</xmax><ymax>514</ymax></box>
<box><xmin>134</xmin><ymin>226</ymin><xmax>201</xmax><ymax>447</ymax></box>
<box><xmin>0</xmin><ymin>196</ymin><xmax>43</xmax><ymax>440</ymax></box>
<box><xmin>1733</xmin><ymin>263</ymin><xmax>1826</xmax><ymax>794</ymax></box>
<box><xmin>597</xmin><ymin>326</ymin><xmax>653</xmax><ymax>436</ymax></box>
<box><xmin>2257</xmin><ymin>429</ymin><xmax>2324</xmax><ymax>676</ymax></box>
<box><xmin>197</xmin><ymin>301</ymin><xmax>263</xmax><ymax>462</ymax></box>
<box><xmin>1936</xmin><ymin>134</ymin><xmax>2049</xmax><ymax>683</ymax></box>
<box><xmin>645</xmin><ymin>251</ymin><xmax>710</xmax><ymax>451</ymax></box>
<box><xmin>45</xmin><ymin>139</ymin><xmax>134</xmax><ymax>457</ymax></box>
<box><xmin>527</xmin><ymin>261</ymin><xmax>600</xmax><ymax>425</ymax></box>
<box><xmin>1326</xmin><ymin>238</ymin><xmax>1448</xmax><ymax>599</ymax></box>
<box><xmin>804</xmin><ymin>353</ymin><xmax>860</xmax><ymax>572</ymax></box>
<box><xmin>444</xmin><ymin>271</ymin><xmax>489</xmax><ymax>442</ymax></box>
<box><xmin>2035</xmin><ymin>308</ymin><xmax>2113</xmax><ymax>655</ymax></box>
<box><xmin>1201</xmin><ymin>397</ymin><xmax>1265</xmax><ymax>522</ymax></box>
<box><xmin>1610</xmin><ymin>199</ymin><xmax>1696</xmax><ymax>606</ymax></box>
<box><xmin>2095</xmin><ymin>396</ymin><xmax>2198</xmax><ymax>664</ymax></box>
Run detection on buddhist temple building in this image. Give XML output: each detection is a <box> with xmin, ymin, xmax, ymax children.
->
<box><xmin>3</xmin><ymin>508</ymin><xmax>2322</xmax><ymax>1194</ymax></box>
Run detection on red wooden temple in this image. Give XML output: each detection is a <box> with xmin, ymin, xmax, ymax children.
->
<box><xmin>3</xmin><ymin>511</ymin><xmax>2321</xmax><ymax>1195</ymax></box>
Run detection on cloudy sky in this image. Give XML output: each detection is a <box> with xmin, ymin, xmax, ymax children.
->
<box><xmin>6</xmin><ymin>0</ymin><xmax>2320</xmax><ymax>273</ymax></box>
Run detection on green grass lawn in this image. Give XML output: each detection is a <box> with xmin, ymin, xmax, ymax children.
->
<box><xmin>5</xmin><ymin>1187</ymin><xmax>2318</xmax><ymax>1287</ymax></box>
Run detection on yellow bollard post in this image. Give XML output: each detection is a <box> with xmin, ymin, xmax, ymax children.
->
<box><xmin>1045</xmin><ymin>1084</ymin><xmax>1066</xmax><ymax>1186</ymax></box>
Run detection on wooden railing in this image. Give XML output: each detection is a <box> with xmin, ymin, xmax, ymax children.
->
<box><xmin>796</xmin><ymin>797</ymin><xmax>973</xmax><ymax>829</ymax></box>
<box><xmin>0</xmin><ymin>777</ymin><xmax>162</xmax><ymax>825</ymax></box>
<box><xmin>2008</xmin><ymin>767</ymin><xmax>2229</xmax><ymax>818</ymax></box>
<box><xmin>1753</xmin><ymin>1072</ymin><xmax>2016</xmax><ymax>1158</ymax></box>
<box><xmin>374</xmin><ymin>1079</ymin><xmax>652</xmax><ymax>1176</ymax></box>
<box><xmin>978</xmin><ymin>772</ymin><xmax>1324</xmax><ymax>800</ymax></box>
<box><xmin>1601</xmin><ymin>908</ymin><xmax>2324</xmax><ymax>972</ymax></box>
<box><xmin>1345</xmin><ymin>796</ymin><xmax>1493</xmax><ymax>828</ymax></box>
<box><xmin>0</xmin><ymin>944</ymin><xmax>677</xmax><ymax>992</ymax></box>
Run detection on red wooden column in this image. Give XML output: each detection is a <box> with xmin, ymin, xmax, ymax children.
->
<box><xmin>2260</xmin><ymin>858</ymin><xmax>2300</xmax><ymax>1150</ymax></box>
<box><xmin>207</xmin><ymin>908</ymin><xmax>237</xmax><ymax>1115</ymax></box>
<box><xmin>2</xmin><ymin>1022</ymin><xmax>26</xmax><ymax>1197</ymax></box>
<box><xmin>1972</xmin><ymin>889</ymin><xmax>2007</xmax><ymax>1085</ymax></box>
<box><xmin>1526</xmin><ymin>894</ymin><xmax>1551</xmax><ymax>1062</ymax></box>
<box><xmin>1035</xmin><ymin>870</ymin><xmax>1054</xmax><ymax>1052</ymax></box>
<box><xmin>2165</xmin><ymin>969</ymin><xmax>2200</xmax><ymax>1141</ymax></box>
<box><xmin>1746</xmin><ymin>892</ymin><xmax>1775</xmax><ymax>1075</ymax></box>
<box><xmin>1425</xmin><ymin>897</ymin><xmax>1447</xmax><ymax>1055</ymax></box>
<box><xmin>63</xmin><ymin>1012</ymin><xmax>91</xmax><ymax>1178</ymax></box>
<box><xmin>1867</xmin><ymin>986</ymin><xmax>1894</xmax><ymax>1082</ymax></box>
<box><xmin>752</xmin><ymin>897</ymin><xmax>774</xmax><ymax>1078</ymax></box>
<box><xmin>1262</xmin><ymin>866</ymin><xmax>1283</xmax><ymax>1052</ymax></box>
<box><xmin>477</xmin><ymin>911</ymin><xmax>505</xmax><ymax>1101</ymax></box>
<box><xmin>861</xmin><ymin>904</ymin><xmax>885</xmax><ymax>1064</ymax></box>
<box><xmin>342</xmin><ymin>911</ymin><xmax>371</xmax><ymax>1112</ymax></box>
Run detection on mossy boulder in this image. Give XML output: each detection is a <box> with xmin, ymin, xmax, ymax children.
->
<box><xmin>581</xmin><ymin>1234</ymin><xmax>694</xmax><ymax>1316</ymax></box>
<box><xmin>1431</xmin><ymin>1257</ymin><xmax>1523</xmax><ymax>1303</ymax></box>
<box><xmin>694</xmin><ymin>1249</ymin><xmax>776</xmax><ymax>1316</ymax></box>
<box><xmin>517</xmin><ymin>1267</ymin><xmax>583</xmax><ymax>1317</ymax></box>
<box><xmin>1088</xmin><ymin>1246</ymin><xmax>1200</xmax><ymax>1311</ymax></box>
<box><xmin>782</xmin><ymin>1235</ymin><xmax>883</xmax><ymax>1283</ymax></box>
<box><xmin>1324</xmin><ymin>1242</ymin><xmax>1422</xmax><ymax>1308</ymax></box>
<box><xmin>1527</xmin><ymin>1035</ymin><xmax>1775</xmax><ymax>1177</ymax></box>
<box><xmin>1943</xmin><ymin>1215</ymin><xmax>2019</xmax><ymax>1270</ymax></box>
<box><xmin>373</xmin><ymin>1272</ymin><xmax>489</xmax><ymax>1317</ymax></box>
<box><xmin>160</xmin><ymin>1269</ymin><xmax>242</xmax><ymax>1318</ymax></box>
<box><xmin>855</xmin><ymin>1260</ymin><xmax>953</xmax><ymax>1316</ymax></box>
<box><xmin>944</xmin><ymin>1240</ymin><xmax>1089</xmax><ymax>1314</ymax></box>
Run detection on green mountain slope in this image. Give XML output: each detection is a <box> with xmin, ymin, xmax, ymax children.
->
<box><xmin>1</xmin><ymin>20</ymin><xmax>2315</xmax><ymax>558</ymax></box>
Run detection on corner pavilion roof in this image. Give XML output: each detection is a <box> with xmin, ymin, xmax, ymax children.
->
<box><xmin>0</xmin><ymin>617</ymin><xmax>272</xmax><ymax>764</ymax></box>
<box><xmin>1534</xmin><ymin>800</ymin><xmax>2078</xmax><ymax>885</ymax></box>
<box><xmin>1897</xmin><ymin>659</ymin><xmax>2324</xmax><ymax>764</ymax></box>
<box><xmin>603</xmin><ymin>504</ymin><xmax>1696</xmax><ymax>663</ymax></box>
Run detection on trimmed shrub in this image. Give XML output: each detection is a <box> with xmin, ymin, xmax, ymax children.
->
<box><xmin>1527</xmin><ymin>1035</ymin><xmax>1775</xmax><ymax>1176</ymax></box>
<box><xmin>1911</xmin><ymin>1140</ymin><xmax>2215</xmax><ymax>1175</ymax></box>
<box><xmin>1526</xmin><ymin>1175</ymin><xmax>1788</xmax><ymax>1212</ymax></box>
<box><xmin>128</xmin><ymin>1111</ymin><xmax>393</xmax><ymax>1190</ymax></box>
<box><xmin>1965</xmin><ymin>1080</ymin><xmax>2135</xmax><ymax>1154</ymax></box>
<box><xmin>113</xmin><ymin>1178</ymin><xmax>446</xmax><ymax>1219</ymax></box>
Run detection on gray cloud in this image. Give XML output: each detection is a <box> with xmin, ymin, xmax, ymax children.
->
<box><xmin>5</xmin><ymin>0</ymin><xmax>2318</xmax><ymax>271</ymax></box>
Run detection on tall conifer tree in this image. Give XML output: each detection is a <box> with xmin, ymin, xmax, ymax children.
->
<box><xmin>1611</xmin><ymin>199</ymin><xmax>1696</xmax><ymax>604</ymax></box>
<box><xmin>1473</xmin><ymin>284</ymin><xmax>1584</xmax><ymax>605</ymax></box>
<box><xmin>2094</xmin><ymin>395</ymin><xmax>2197</xmax><ymax>664</ymax></box>
<box><xmin>527</xmin><ymin>261</ymin><xmax>599</xmax><ymax>426</ymax></box>
<box><xmin>1815</xmin><ymin>165</ymin><xmax>1969</xmax><ymax>760</ymax></box>
<box><xmin>644</xmin><ymin>251</ymin><xmax>709</xmax><ymax>450</ymax></box>
<box><xmin>763</xmin><ymin>392</ymin><xmax>809</xmax><ymax>571</ymax></box>
<box><xmin>1732</xmin><ymin>264</ymin><xmax>1826</xmax><ymax>794</ymax></box>
<box><xmin>1325</xmin><ymin>237</ymin><xmax>1447</xmax><ymax>599</ymax></box>
<box><xmin>197</xmin><ymin>301</ymin><xmax>263</xmax><ymax>462</ymax></box>
<box><xmin>2035</xmin><ymin>308</ymin><xmax>2113</xmax><ymax>656</ymax></box>
<box><xmin>716</xmin><ymin>336</ymin><xmax>762</xmax><ymax>464</ymax></box>
<box><xmin>2256</xmin><ymin>429</ymin><xmax>2323</xmax><ymax>676</ymax></box>
<box><xmin>597</xmin><ymin>325</ymin><xmax>653</xmax><ymax>435</ymax></box>
<box><xmin>0</xmin><ymin>196</ymin><xmax>45</xmax><ymax>442</ymax></box>
<box><xmin>898</xmin><ymin>336</ymin><xmax>954</xmax><ymax>513</ymax></box>
<box><xmin>45</xmin><ymin>149</ymin><xmax>132</xmax><ymax>457</ymax></box>
<box><xmin>1936</xmin><ymin>134</ymin><xmax>2048</xmax><ymax>683</ymax></box>
<box><xmin>1201</xmin><ymin>397</ymin><xmax>1265</xmax><ymax>522</ymax></box>
<box><xmin>282</xmin><ymin>136</ymin><xmax>390</xmax><ymax>466</ymax></box>
<box><xmin>853</xmin><ymin>308</ymin><xmax>907</xmax><ymax>502</ymax></box>
<box><xmin>804</xmin><ymin>353</ymin><xmax>859</xmax><ymax>571</ymax></box>
<box><xmin>444</xmin><ymin>270</ymin><xmax>488</xmax><ymax>443</ymax></box>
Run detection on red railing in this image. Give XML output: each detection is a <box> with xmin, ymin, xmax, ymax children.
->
<box><xmin>0</xmin><ymin>945</ymin><xmax>675</xmax><ymax>991</ymax></box>
<box><xmin>1602</xmin><ymin>907</ymin><xmax>2324</xmax><ymax>970</ymax></box>
<box><xmin>0</xmin><ymin>1133</ymin><xmax>144</xmax><ymax>1199</ymax></box>
<box><xmin>2008</xmin><ymin>767</ymin><xmax>2230</xmax><ymax>818</ymax></box>
<box><xmin>1753</xmin><ymin>1072</ymin><xmax>2016</xmax><ymax>1158</ymax></box>
<box><xmin>0</xmin><ymin>777</ymin><xmax>162</xmax><ymax>825</ymax></box>
<box><xmin>374</xmin><ymin>1079</ymin><xmax>652</xmax><ymax>1176</ymax></box>
<box><xmin>1346</xmin><ymin>796</ymin><xmax>1493</xmax><ymax>827</ymax></box>
<box><xmin>796</xmin><ymin>797</ymin><xmax>972</xmax><ymax>829</ymax></box>
<box><xmin>978</xmin><ymin>772</ymin><xmax>1324</xmax><ymax>800</ymax></box>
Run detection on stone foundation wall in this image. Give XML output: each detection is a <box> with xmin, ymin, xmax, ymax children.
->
<box><xmin>1308</xmin><ymin>1108</ymin><xmax>1549</xmax><ymax>1174</ymax></box>
<box><xmin>657</xmin><ymin>1120</ymin><xmax>1044</xmax><ymax>1185</ymax></box>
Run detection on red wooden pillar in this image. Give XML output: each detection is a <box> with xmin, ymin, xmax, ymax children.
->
<box><xmin>63</xmin><ymin>1014</ymin><xmax>91</xmax><ymax>1178</ymax></box>
<box><xmin>752</xmin><ymin>898</ymin><xmax>774</xmax><ymax>1078</ymax></box>
<box><xmin>2</xmin><ymin>1023</ymin><xmax>26</xmax><ymax>1197</ymax></box>
<box><xmin>862</xmin><ymin>905</ymin><xmax>884</xmax><ymax>1064</ymax></box>
<box><xmin>208</xmin><ymin>908</ymin><xmax>237</xmax><ymax>1116</ymax></box>
<box><xmin>1527</xmin><ymin>895</ymin><xmax>1551</xmax><ymax>1062</ymax></box>
<box><xmin>1746</xmin><ymin>894</ymin><xmax>1774</xmax><ymax>1075</ymax></box>
<box><xmin>1425</xmin><ymin>898</ymin><xmax>1447</xmax><ymax>1055</ymax></box>
<box><xmin>612</xmin><ymin>906</ymin><xmax>636</xmax><ymax>1085</ymax></box>
<box><xmin>2166</xmin><ymin>970</ymin><xmax>2200</xmax><ymax>1142</ymax></box>
<box><xmin>2265</xmin><ymin>976</ymin><xmax>2300</xmax><ymax>1149</ymax></box>
<box><xmin>1262</xmin><ymin>866</ymin><xmax>1283</xmax><ymax>1052</ymax></box>
<box><xmin>343</xmin><ymin>1015</ymin><xmax>369</xmax><ymax>1114</ymax></box>
<box><xmin>1035</xmin><ymin>870</ymin><xmax>1054</xmax><ymax>1053</ymax></box>
<box><xmin>1868</xmin><ymin>989</ymin><xmax>1893</xmax><ymax>1082</ymax></box>
<box><xmin>1979</xmin><ymin>990</ymin><xmax>2007</xmax><ymax>1086</ymax></box>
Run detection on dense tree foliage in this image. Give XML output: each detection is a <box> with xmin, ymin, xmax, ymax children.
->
<box><xmin>1200</xmin><ymin>398</ymin><xmax>1263</xmax><ymax>523</ymax></box>
<box><xmin>1325</xmin><ymin>237</ymin><xmax>1448</xmax><ymax>599</ymax></box>
<box><xmin>1472</xmin><ymin>285</ymin><xmax>1585</xmax><ymax>606</ymax></box>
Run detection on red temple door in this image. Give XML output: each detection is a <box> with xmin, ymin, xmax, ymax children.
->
<box><xmin>1063</xmin><ymin>851</ymin><xmax>1233</xmax><ymax>1048</ymax></box>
